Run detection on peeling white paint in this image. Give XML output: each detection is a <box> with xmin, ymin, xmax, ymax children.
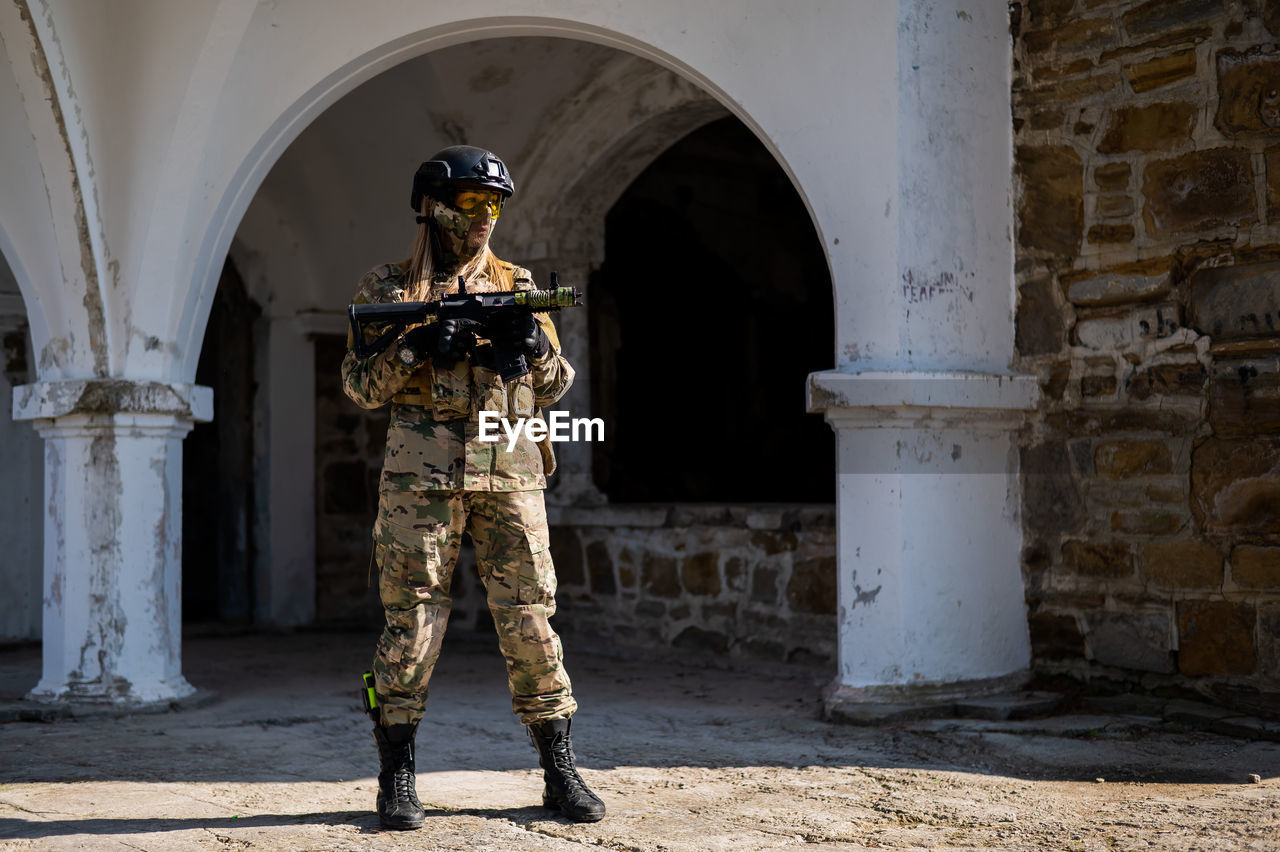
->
<box><xmin>12</xmin><ymin>378</ymin><xmax>212</xmax><ymax>421</ymax></box>
<box><xmin>28</xmin><ymin>412</ymin><xmax>195</xmax><ymax>704</ymax></box>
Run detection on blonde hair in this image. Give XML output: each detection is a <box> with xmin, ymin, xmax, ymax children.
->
<box><xmin>401</xmin><ymin>199</ymin><xmax>511</xmax><ymax>300</ymax></box>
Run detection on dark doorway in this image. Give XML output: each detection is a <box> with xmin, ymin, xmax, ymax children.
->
<box><xmin>182</xmin><ymin>260</ymin><xmax>260</xmax><ymax>623</ymax></box>
<box><xmin>313</xmin><ymin>334</ymin><xmax>386</xmax><ymax>627</ymax></box>
<box><xmin>591</xmin><ymin>116</ymin><xmax>835</xmax><ymax>503</ymax></box>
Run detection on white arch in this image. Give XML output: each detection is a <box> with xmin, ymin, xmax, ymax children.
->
<box><xmin>165</xmin><ymin>9</ymin><xmax>865</xmax><ymax>381</ymax></box>
<box><xmin>222</xmin><ymin>33</ymin><xmax>751</xmax><ymax>620</ymax></box>
<box><xmin>0</xmin><ymin>1</ymin><xmax>104</xmax><ymax>380</ymax></box>
<box><xmin>5</xmin><ymin>0</ymin><xmax>900</xmax><ymax>383</ymax></box>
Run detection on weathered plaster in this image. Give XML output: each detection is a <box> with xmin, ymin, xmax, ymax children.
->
<box><xmin>75</xmin><ymin>431</ymin><xmax>127</xmax><ymax>697</ymax></box>
<box><xmin>12</xmin><ymin>377</ymin><xmax>213</xmax><ymax>420</ymax></box>
<box><xmin>29</xmin><ymin>411</ymin><xmax>196</xmax><ymax>704</ymax></box>
<box><xmin>12</xmin><ymin>377</ymin><xmax>208</xmax><ymax>701</ymax></box>
<box><xmin>23</xmin><ymin>0</ymin><xmax>108</xmax><ymax>377</ymax></box>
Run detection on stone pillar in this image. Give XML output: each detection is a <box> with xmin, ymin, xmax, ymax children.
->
<box><xmin>800</xmin><ymin>3</ymin><xmax>1038</xmax><ymax>717</ymax></box>
<box><xmin>524</xmin><ymin>252</ymin><xmax>607</xmax><ymax>507</ymax></box>
<box><xmin>256</xmin><ymin>316</ymin><xmax>317</xmax><ymax>626</ymax></box>
<box><xmin>808</xmin><ymin>372</ymin><xmax>1038</xmax><ymax>713</ymax></box>
<box><xmin>13</xmin><ymin>379</ymin><xmax>211</xmax><ymax>705</ymax></box>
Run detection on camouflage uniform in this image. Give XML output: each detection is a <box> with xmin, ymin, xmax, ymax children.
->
<box><xmin>342</xmin><ymin>259</ymin><xmax>577</xmax><ymax>727</ymax></box>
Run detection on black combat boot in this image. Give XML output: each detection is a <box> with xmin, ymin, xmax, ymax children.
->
<box><xmin>372</xmin><ymin>723</ymin><xmax>425</xmax><ymax>830</ymax></box>
<box><xmin>528</xmin><ymin>718</ymin><xmax>606</xmax><ymax>822</ymax></box>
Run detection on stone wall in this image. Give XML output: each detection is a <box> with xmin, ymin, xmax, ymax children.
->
<box><xmin>1013</xmin><ymin>0</ymin><xmax>1280</xmax><ymax>709</ymax></box>
<box><xmin>548</xmin><ymin>506</ymin><xmax>836</xmax><ymax>668</ymax></box>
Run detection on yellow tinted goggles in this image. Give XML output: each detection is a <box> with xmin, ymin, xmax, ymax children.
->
<box><xmin>453</xmin><ymin>189</ymin><xmax>506</xmax><ymax>219</ymax></box>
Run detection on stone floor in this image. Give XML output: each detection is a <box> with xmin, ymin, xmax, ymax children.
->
<box><xmin>1</xmin><ymin>631</ymin><xmax>1279</xmax><ymax>851</ymax></box>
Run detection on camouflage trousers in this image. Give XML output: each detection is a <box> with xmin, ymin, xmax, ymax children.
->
<box><xmin>370</xmin><ymin>488</ymin><xmax>577</xmax><ymax>727</ymax></box>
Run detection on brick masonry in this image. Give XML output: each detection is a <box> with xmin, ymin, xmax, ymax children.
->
<box><xmin>1014</xmin><ymin>0</ymin><xmax>1280</xmax><ymax>708</ymax></box>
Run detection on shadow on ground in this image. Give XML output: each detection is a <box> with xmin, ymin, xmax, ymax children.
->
<box><xmin>0</xmin><ymin>805</ymin><xmax>570</xmax><ymax>841</ymax></box>
<box><xmin>2</xmin><ymin>631</ymin><xmax>1278</xmax><ymax>789</ymax></box>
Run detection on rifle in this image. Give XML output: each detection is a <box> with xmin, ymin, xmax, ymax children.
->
<box><xmin>347</xmin><ymin>272</ymin><xmax>582</xmax><ymax>381</ymax></box>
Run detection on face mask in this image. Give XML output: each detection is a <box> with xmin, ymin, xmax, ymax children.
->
<box><xmin>426</xmin><ymin>196</ymin><xmax>495</xmax><ymax>279</ymax></box>
<box><xmin>429</xmin><ymin>198</ymin><xmax>473</xmax><ymax>246</ymax></box>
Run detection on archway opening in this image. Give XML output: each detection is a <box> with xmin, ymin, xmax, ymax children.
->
<box><xmin>0</xmin><ymin>248</ymin><xmax>41</xmax><ymax>644</ymax></box>
<box><xmin>182</xmin><ymin>258</ymin><xmax>260</xmax><ymax>626</ymax></box>
<box><xmin>590</xmin><ymin>115</ymin><xmax>835</xmax><ymax>503</ymax></box>
<box><xmin>211</xmin><ymin>32</ymin><xmax>835</xmax><ymax>669</ymax></box>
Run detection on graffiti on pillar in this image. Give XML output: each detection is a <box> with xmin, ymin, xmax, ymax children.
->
<box><xmin>850</xmin><ymin>571</ymin><xmax>882</xmax><ymax>608</ymax></box>
<box><xmin>853</xmin><ymin>582</ymin><xmax>882</xmax><ymax>607</ymax></box>
<box><xmin>902</xmin><ymin>269</ymin><xmax>974</xmax><ymax>304</ymax></box>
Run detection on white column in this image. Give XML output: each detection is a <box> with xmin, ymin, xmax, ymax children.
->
<box><xmin>804</xmin><ymin>4</ymin><xmax>1034</xmax><ymax>711</ymax></box>
<box><xmin>256</xmin><ymin>315</ymin><xmax>316</xmax><ymax>626</ymax></box>
<box><xmin>14</xmin><ymin>380</ymin><xmax>211</xmax><ymax>705</ymax></box>
<box><xmin>809</xmin><ymin>372</ymin><xmax>1038</xmax><ymax>705</ymax></box>
<box><xmin>524</xmin><ymin>254</ymin><xmax>607</xmax><ymax>507</ymax></box>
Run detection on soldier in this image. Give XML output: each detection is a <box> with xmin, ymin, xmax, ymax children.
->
<box><xmin>342</xmin><ymin>145</ymin><xmax>606</xmax><ymax>829</ymax></box>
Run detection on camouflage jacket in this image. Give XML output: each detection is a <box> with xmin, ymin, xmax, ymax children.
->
<box><xmin>341</xmin><ymin>260</ymin><xmax>574</xmax><ymax>492</ymax></box>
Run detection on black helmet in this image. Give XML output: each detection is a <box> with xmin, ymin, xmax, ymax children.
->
<box><xmin>410</xmin><ymin>145</ymin><xmax>514</xmax><ymax>211</ymax></box>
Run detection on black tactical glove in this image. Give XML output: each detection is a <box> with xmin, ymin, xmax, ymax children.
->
<box><xmin>398</xmin><ymin>323</ymin><xmax>440</xmax><ymax>364</ymax></box>
<box><xmin>399</xmin><ymin>322</ymin><xmax>440</xmax><ymax>355</ymax></box>
<box><xmin>396</xmin><ymin>320</ymin><xmax>477</xmax><ymax>369</ymax></box>
<box><xmin>492</xmin><ymin>312</ymin><xmax>550</xmax><ymax>360</ymax></box>
<box><xmin>434</xmin><ymin>318</ymin><xmax>479</xmax><ymax>367</ymax></box>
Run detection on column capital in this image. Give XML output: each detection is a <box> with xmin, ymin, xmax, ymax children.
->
<box><xmin>26</xmin><ymin>412</ymin><xmax>198</xmax><ymax>442</ymax></box>
<box><xmin>12</xmin><ymin>379</ymin><xmax>212</xmax><ymax>423</ymax></box>
<box><xmin>807</xmin><ymin>370</ymin><xmax>1040</xmax><ymax>430</ymax></box>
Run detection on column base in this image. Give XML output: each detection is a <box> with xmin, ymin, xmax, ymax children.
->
<box><xmin>6</xmin><ymin>687</ymin><xmax>216</xmax><ymax>721</ymax></box>
<box><xmin>821</xmin><ymin>670</ymin><xmax>1062</xmax><ymax>725</ymax></box>
<box><xmin>808</xmin><ymin>370</ymin><xmax>1041</xmax><ymax>695</ymax></box>
<box><xmin>27</xmin><ymin>675</ymin><xmax>199</xmax><ymax>707</ymax></box>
